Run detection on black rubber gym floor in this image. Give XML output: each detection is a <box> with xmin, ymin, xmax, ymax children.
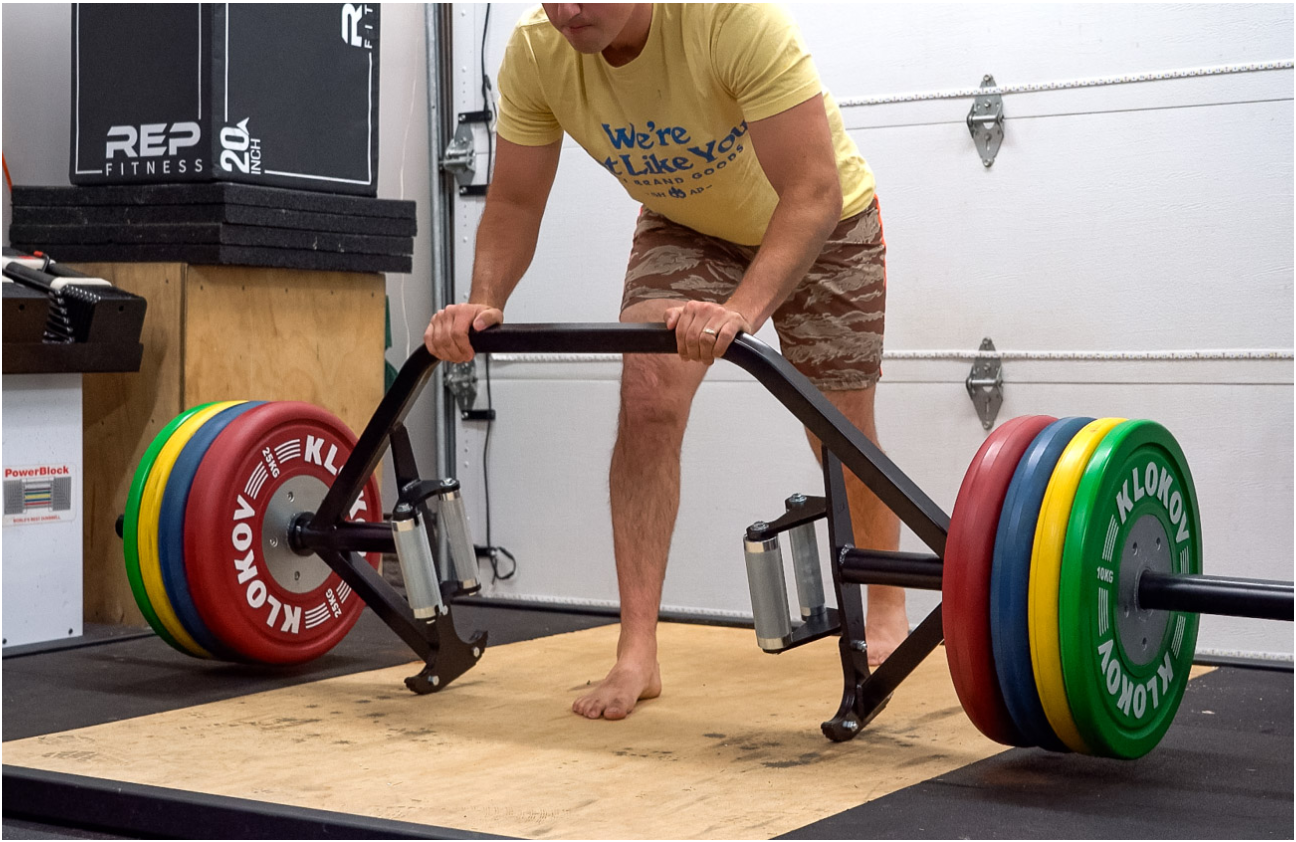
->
<box><xmin>3</xmin><ymin>605</ymin><xmax>1291</xmax><ymax>840</ymax></box>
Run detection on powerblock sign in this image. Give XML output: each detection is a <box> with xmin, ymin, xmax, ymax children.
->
<box><xmin>3</xmin><ymin>464</ymin><xmax>77</xmax><ymax>526</ymax></box>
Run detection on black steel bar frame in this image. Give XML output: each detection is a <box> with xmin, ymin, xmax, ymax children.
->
<box><xmin>294</xmin><ymin>323</ymin><xmax>1293</xmax><ymax>738</ymax></box>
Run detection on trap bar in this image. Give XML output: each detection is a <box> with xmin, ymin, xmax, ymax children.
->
<box><xmin>303</xmin><ymin>324</ymin><xmax>953</xmax><ymax>736</ymax></box>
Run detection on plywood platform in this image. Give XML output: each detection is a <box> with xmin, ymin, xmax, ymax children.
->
<box><xmin>6</xmin><ymin>623</ymin><xmax>1008</xmax><ymax>839</ymax></box>
<box><xmin>4</xmin><ymin>607</ymin><xmax>1286</xmax><ymax>840</ymax></box>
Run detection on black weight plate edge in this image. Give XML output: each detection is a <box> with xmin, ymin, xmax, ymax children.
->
<box><xmin>2</xmin><ymin>765</ymin><xmax>511</xmax><ymax>840</ymax></box>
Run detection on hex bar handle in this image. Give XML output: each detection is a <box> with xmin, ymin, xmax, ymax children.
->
<box><xmin>311</xmin><ymin>324</ymin><xmax>951</xmax><ymax>555</ymax></box>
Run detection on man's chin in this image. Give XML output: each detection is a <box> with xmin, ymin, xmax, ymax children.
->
<box><xmin>562</xmin><ymin>33</ymin><xmax>608</xmax><ymax>54</ymax></box>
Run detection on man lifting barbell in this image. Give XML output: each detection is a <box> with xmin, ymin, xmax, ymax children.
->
<box><xmin>424</xmin><ymin>3</ymin><xmax>909</xmax><ymax>720</ymax></box>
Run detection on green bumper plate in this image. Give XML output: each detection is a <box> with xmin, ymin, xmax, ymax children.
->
<box><xmin>1060</xmin><ymin>420</ymin><xmax>1201</xmax><ymax>758</ymax></box>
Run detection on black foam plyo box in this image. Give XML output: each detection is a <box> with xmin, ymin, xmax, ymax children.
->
<box><xmin>70</xmin><ymin>4</ymin><xmax>380</xmax><ymax>195</ymax></box>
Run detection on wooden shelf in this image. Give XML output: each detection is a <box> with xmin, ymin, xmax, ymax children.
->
<box><xmin>3</xmin><ymin>342</ymin><xmax>144</xmax><ymax>375</ymax></box>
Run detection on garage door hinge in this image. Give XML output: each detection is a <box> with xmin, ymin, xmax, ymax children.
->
<box><xmin>441</xmin><ymin>111</ymin><xmax>492</xmax><ymax>197</ymax></box>
<box><xmin>967</xmin><ymin>75</ymin><xmax>1005</xmax><ymax>167</ymax></box>
<box><xmin>966</xmin><ymin>337</ymin><xmax>1003</xmax><ymax>430</ymax></box>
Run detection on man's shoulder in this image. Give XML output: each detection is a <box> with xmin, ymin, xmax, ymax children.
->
<box><xmin>513</xmin><ymin>5</ymin><xmax>552</xmax><ymax>33</ymax></box>
<box><xmin>676</xmin><ymin>4</ymin><xmax>784</xmax><ymax>31</ymax></box>
<box><xmin>670</xmin><ymin>3</ymin><xmax>726</xmax><ymax>38</ymax></box>
<box><xmin>510</xmin><ymin>5</ymin><xmax>562</xmax><ymax>48</ymax></box>
<box><xmin>670</xmin><ymin>4</ymin><xmax>797</xmax><ymax>56</ymax></box>
<box><xmin>505</xmin><ymin>5</ymin><xmax>578</xmax><ymax>73</ymax></box>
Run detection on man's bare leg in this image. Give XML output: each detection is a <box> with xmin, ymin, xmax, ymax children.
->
<box><xmin>573</xmin><ymin>304</ymin><xmax>708</xmax><ymax>720</ymax></box>
<box><xmin>805</xmin><ymin>384</ymin><xmax>907</xmax><ymax>666</ymax></box>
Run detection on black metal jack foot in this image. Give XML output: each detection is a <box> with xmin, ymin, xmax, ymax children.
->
<box><xmin>821</xmin><ymin>637</ymin><xmax>872</xmax><ymax>741</ymax></box>
<box><xmin>821</xmin><ymin>693</ymin><xmax>892</xmax><ymax>742</ymax></box>
<box><xmin>403</xmin><ymin>607</ymin><xmax>488</xmax><ymax>695</ymax></box>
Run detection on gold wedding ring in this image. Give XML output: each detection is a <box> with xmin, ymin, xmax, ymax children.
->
<box><xmin>702</xmin><ymin>328</ymin><xmax>718</xmax><ymax>336</ymax></box>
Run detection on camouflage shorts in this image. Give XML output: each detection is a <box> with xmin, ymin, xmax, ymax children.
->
<box><xmin>621</xmin><ymin>199</ymin><xmax>887</xmax><ymax>390</ymax></box>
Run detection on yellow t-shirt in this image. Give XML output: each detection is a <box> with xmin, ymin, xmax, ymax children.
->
<box><xmin>496</xmin><ymin>3</ymin><xmax>874</xmax><ymax>246</ymax></box>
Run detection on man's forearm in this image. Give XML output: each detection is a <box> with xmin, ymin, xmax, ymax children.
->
<box><xmin>467</xmin><ymin>197</ymin><xmax>545</xmax><ymax>310</ymax></box>
<box><xmin>725</xmin><ymin>185</ymin><xmax>842</xmax><ymax>329</ymax></box>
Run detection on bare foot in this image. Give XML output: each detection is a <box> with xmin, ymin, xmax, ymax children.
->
<box><xmin>865</xmin><ymin>588</ymin><xmax>910</xmax><ymax>667</ymax></box>
<box><xmin>572</xmin><ymin>654</ymin><xmax>662</xmax><ymax>720</ymax></box>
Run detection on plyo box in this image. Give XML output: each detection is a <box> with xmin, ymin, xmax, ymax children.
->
<box><xmin>70</xmin><ymin>3</ymin><xmax>380</xmax><ymax>196</ymax></box>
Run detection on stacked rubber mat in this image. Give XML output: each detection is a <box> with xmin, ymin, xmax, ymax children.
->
<box><xmin>124</xmin><ymin>400</ymin><xmax>383</xmax><ymax>664</ymax></box>
<box><xmin>9</xmin><ymin>184</ymin><xmax>414</xmax><ymax>274</ymax></box>
<box><xmin>943</xmin><ymin>415</ymin><xmax>1201</xmax><ymax>759</ymax></box>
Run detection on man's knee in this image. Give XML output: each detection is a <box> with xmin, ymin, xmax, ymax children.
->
<box><xmin>806</xmin><ymin>385</ymin><xmax>880</xmax><ymax>454</ymax></box>
<box><xmin>826</xmin><ymin>385</ymin><xmax>879</xmax><ymax>440</ymax></box>
<box><xmin>619</xmin><ymin>357</ymin><xmax>700</xmax><ymax>434</ymax></box>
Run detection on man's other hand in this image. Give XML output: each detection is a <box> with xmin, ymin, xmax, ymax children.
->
<box><xmin>424</xmin><ymin>303</ymin><xmax>504</xmax><ymax>363</ymax></box>
<box><xmin>664</xmin><ymin>300</ymin><xmax>753</xmax><ymax>364</ymax></box>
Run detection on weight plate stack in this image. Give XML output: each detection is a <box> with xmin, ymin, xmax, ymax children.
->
<box><xmin>137</xmin><ymin>401</ymin><xmax>249</xmax><ymax>657</ymax></box>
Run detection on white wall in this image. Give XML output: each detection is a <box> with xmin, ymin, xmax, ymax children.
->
<box><xmin>0</xmin><ymin>2</ymin><xmax>441</xmax><ymax>498</ymax></box>
<box><xmin>1</xmin><ymin>5</ymin><xmax>75</xmax><ymax>199</ymax></box>
<box><xmin>450</xmin><ymin>3</ymin><xmax>1294</xmax><ymax>660</ymax></box>
<box><xmin>376</xmin><ymin>4</ymin><xmax>438</xmax><ymax>490</ymax></box>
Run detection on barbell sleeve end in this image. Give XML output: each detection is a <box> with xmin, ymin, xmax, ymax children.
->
<box><xmin>1139</xmin><ymin>572</ymin><xmax>1295</xmax><ymax>622</ymax></box>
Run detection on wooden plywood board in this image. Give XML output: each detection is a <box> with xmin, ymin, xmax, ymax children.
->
<box><xmin>3</xmin><ymin>624</ymin><xmax>1003</xmax><ymax>838</ymax></box>
<box><xmin>2</xmin><ymin>623</ymin><xmax>1219</xmax><ymax>837</ymax></box>
<box><xmin>75</xmin><ymin>262</ymin><xmax>185</xmax><ymax>625</ymax></box>
<box><xmin>182</xmin><ymin>265</ymin><xmax>385</xmax><ymax>437</ymax></box>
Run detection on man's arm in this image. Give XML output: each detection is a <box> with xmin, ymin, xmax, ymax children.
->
<box><xmin>424</xmin><ymin>136</ymin><xmax>562</xmax><ymax>362</ymax></box>
<box><xmin>666</xmin><ymin>94</ymin><xmax>843</xmax><ymax>362</ymax></box>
